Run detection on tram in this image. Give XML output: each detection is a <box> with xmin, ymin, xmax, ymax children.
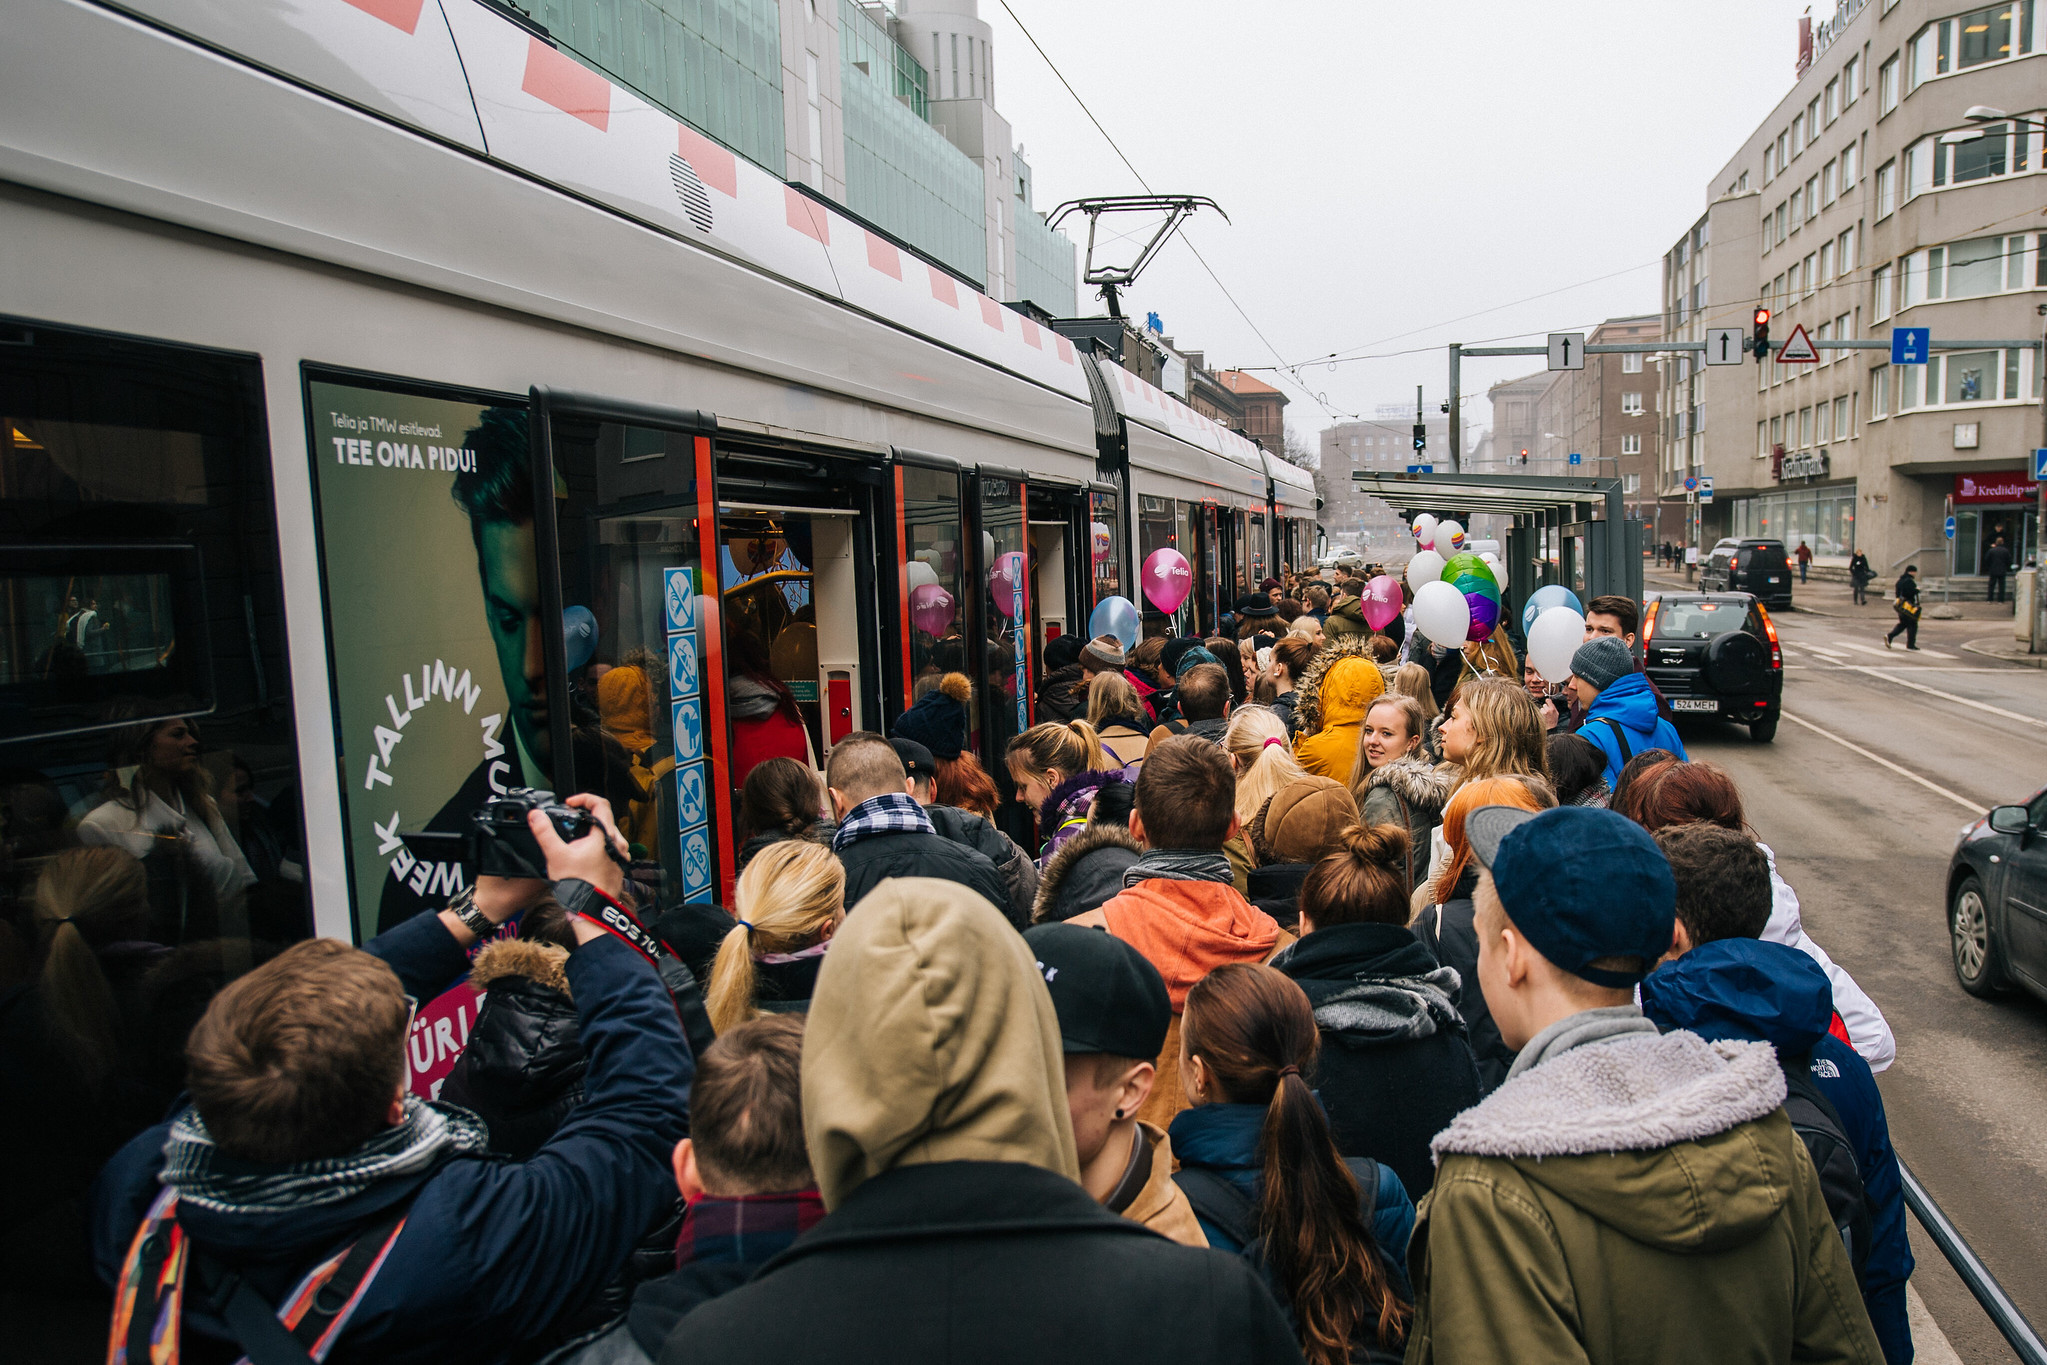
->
<box><xmin>0</xmin><ymin>0</ymin><xmax>1318</xmax><ymax>944</ymax></box>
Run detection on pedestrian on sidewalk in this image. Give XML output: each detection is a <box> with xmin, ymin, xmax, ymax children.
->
<box><xmin>1985</xmin><ymin>536</ymin><xmax>2013</xmax><ymax>604</ymax></box>
<box><xmin>1884</xmin><ymin>566</ymin><xmax>1920</xmax><ymax>651</ymax></box>
<box><xmin>1795</xmin><ymin>540</ymin><xmax>1812</xmax><ymax>583</ymax></box>
<box><xmin>1849</xmin><ymin>551</ymin><xmax>1873</xmax><ymax>606</ymax></box>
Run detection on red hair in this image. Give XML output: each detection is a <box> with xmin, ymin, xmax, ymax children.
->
<box><xmin>1433</xmin><ymin>776</ymin><xmax>1551</xmax><ymax>905</ymax></box>
<box><xmin>1620</xmin><ymin>760</ymin><xmax>1746</xmax><ymax>833</ymax></box>
<box><xmin>934</xmin><ymin>752</ymin><xmax>999</xmax><ymax>820</ymax></box>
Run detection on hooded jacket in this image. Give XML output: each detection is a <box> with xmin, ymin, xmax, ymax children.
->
<box><xmin>1354</xmin><ymin>759</ymin><xmax>1450</xmax><ymax>895</ymax></box>
<box><xmin>662</xmin><ymin>880</ymin><xmax>1304</xmax><ymax>1365</ymax></box>
<box><xmin>1031</xmin><ymin>821</ymin><xmax>1143</xmax><ymax>923</ymax></box>
<box><xmin>1578</xmin><ymin>671</ymin><xmax>1688</xmax><ymax>788</ymax></box>
<box><xmin>1035</xmin><ymin>663</ymin><xmax>1088</xmax><ymax>724</ymax></box>
<box><xmin>440</xmin><ymin>939</ymin><xmax>587</xmax><ymax>1160</ymax></box>
<box><xmin>1293</xmin><ymin>641</ymin><xmax>1389</xmax><ymax>785</ymax></box>
<box><xmin>1321</xmin><ymin>593</ymin><xmax>1371</xmax><ymax>639</ymax></box>
<box><xmin>1036</xmin><ymin>769</ymin><xmax>1129</xmax><ymax>864</ymax></box>
<box><xmin>1407</xmin><ymin>1016</ymin><xmax>1884</xmax><ymax>1365</ymax></box>
<box><xmin>1118</xmin><ymin>1121</ymin><xmax>1209</xmax><ymax>1249</ymax></box>
<box><xmin>1268</xmin><ymin>923</ymin><xmax>1480</xmax><ymax>1198</ymax></box>
<box><xmin>1641</xmin><ymin>939</ymin><xmax>1911</xmax><ymax>1365</ymax></box>
<box><xmin>93</xmin><ymin>911</ymin><xmax>694</xmax><ymax>1365</ymax></box>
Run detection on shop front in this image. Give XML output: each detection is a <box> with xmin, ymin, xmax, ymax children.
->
<box><xmin>1727</xmin><ymin>476</ymin><xmax>1858</xmax><ymax>558</ymax></box>
<box><xmin>1950</xmin><ymin>471</ymin><xmax>2038</xmax><ymax>575</ymax></box>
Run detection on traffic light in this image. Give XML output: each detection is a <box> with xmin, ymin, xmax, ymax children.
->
<box><xmin>1520</xmin><ymin>448</ymin><xmax>1529</xmax><ymax>465</ymax></box>
<box><xmin>1752</xmin><ymin>307</ymin><xmax>1771</xmax><ymax>365</ymax></box>
<box><xmin>1412</xmin><ymin>423</ymin><xmax>1427</xmax><ymax>452</ymax></box>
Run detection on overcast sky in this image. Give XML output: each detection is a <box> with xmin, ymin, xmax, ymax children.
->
<box><xmin>985</xmin><ymin>0</ymin><xmax>1818</xmax><ymax>441</ymax></box>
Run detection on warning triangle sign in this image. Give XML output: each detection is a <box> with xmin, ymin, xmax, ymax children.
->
<box><xmin>1775</xmin><ymin>322</ymin><xmax>1820</xmax><ymax>363</ymax></box>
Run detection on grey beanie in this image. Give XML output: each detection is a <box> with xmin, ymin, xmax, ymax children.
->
<box><xmin>1082</xmin><ymin>634</ymin><xmax>1126</xmax><ymax>670</ymax></box>
<box><xmin>1570</xmin><ymin>636</ymin><xmax>1635</xmax><ymax>693</ymax></box>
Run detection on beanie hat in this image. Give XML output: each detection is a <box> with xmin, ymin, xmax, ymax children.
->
<box><xmin>892</xmin><ymin>672</ymin><xmax>972</xmax><ymax>760</ymax></box>
<box><xmin>1175</xmin><ymin>646</ymin><xmax>1222</xmax><ymax>675</ymax></box>
<box><xmin>1081</xmin><ymin>635</ymin><xmax>1126</xmax><ymax>671</ymax></box>
<box><xmin>1044</xmin><ymin>635</ymin><xmax>1084</xmax><ymax>672</ymax></box>
<box><xmin>1159</xmin><ymin>637</ymin><xmax>1204</xmax><ymax>678</ymax></box>
<box><xmin>1570</xmin><ymin>636</ymin><xmax>1635</xmax><ymax>694</ymax></box>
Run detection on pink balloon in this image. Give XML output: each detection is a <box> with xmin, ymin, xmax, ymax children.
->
<box><xmin>1361</xmin><ymin>575</ymin><xmax>1404</xmax><ymax>632</ymax></box>
<box><xmin>910</xmin><ymin>583</ymin><xmax>956</xmax><ymax>636</ymax></box>
<box><xmin>1141</xmin><ymin>548</ymin><xmax>1193</xmax><ymax>615</ymax></box>
<box><xmin>989</xmin><ymin>551</ymin><xmax>1028</xmax><ymax>618</ymax></box>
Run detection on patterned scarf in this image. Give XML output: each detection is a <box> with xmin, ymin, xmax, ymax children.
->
<box><xmin>675</xmin><ymin>1191</ymin><xmax>827</xmax><ymax>1268</ymax></box>
<box><xmin>1121</xmin><ymin>848</ymin><xmax>1234</xmax><ymax>889</ymax></box>
<box><xmin>161</xmin><ymin>1098</ymin><xmax>490</xmax><ymax>1214</ymax></box>
<box><xmin>830</xmin><ymin>792</ymin><xmax>932</xmax><ymax>852</ymax></box>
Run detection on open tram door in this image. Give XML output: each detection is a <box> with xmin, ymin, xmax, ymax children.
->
<box><xmin>967</xmin><ymin>468</ymin><xmax>1035</xmax><ymax>848</ymax></box>
<box><xmin>1027</xmin><ymin>480</ymin><xmax>1097</xmax><ymax>651</ymax></box>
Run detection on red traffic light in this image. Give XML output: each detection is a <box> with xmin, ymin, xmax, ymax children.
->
<box><xmin>1753</xmin><ymin>307</ymin><xmax>1771</xmax><ymax>326</ymax></box>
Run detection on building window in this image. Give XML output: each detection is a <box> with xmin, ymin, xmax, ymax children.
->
<box><xmin>1817</xmin><ymin>320</ymin><xmax>1833</xmax><ymax>365</ymax></box>
<box><xmin>1872</xmin><ymin>262</ymin><xmax>1892</xmax><ymax>320</ymax></box>
<box><xmin>1622</xmin><ymin>351</ymin><xmax>1644</xmax><ymax>373</ymax></box>
<box><xmin>1803</xmin><ymin>253</ymin><xmax>1818</xmax><ymax>296</ymax></box>
<box><xmin>1790</xmin><ymin>187</ymin><xmax>1803</xmax><ymax>224</ymax></box>
<box><xmin>1875</xmin><ymin>159</ymin><xmax>1896</xmax><ymax>217</ymax></box>
<box><xmin>1793</xmin><ymin>113</ymin><xmax>1806</xmax><ymax>156</ymax></box>
<box><xmin>1758</xmin><ymin>421</ymin><xmax>1770</xmax><ymax>457</ymax></box>
<box><xmin>1809</xmin><ymin>96</ymin><xmax>1823</xmax><ymax>139</ymax></box>
<box><xmin>1621</xmin><ymin>392</ymin><xmax>1644</xmax><ymax>415</ymax></box>
<box><xmin>1911</xmin><ymin>6</ymin><xmax>2038</xmax><ymax>92</ymax></box>
<box><xmin>1817</xmin><ymin>400</ymin><xmax>1833</xmax><ymax>443</ymax></box>
<box><xmin>1770</xmin><ymin>414</ymin><xmax>1784</xmax><ymax>449</ymax></box>
<box><xmin>1842</xmin><ymin>141</ymin><xmax>1859</xmax><ymax>189</ymax></box>
<box><xmin>1776</xmin><ymin>202</ymin><xmax>1789</xmax><ymax>243</ymax></box>
<box><xmin>1871</xmin><ymin>365</ymin><xmax>1889</xmax><ymax>418</ymax></box>
<box><xmin>1902</xmin><ymin>235</ymin><xmax>2040</xmax><ymax>304</ymax></box>
<box><xmin>1834</xmin><ymin>394</ymin><xmax>1851</xmax><ymax>439</ymax></box>
<box><xmin>1622</xmin><ymin>433</ymin><xmax>1642</xmax><ymax>455</ymax></box>
<box><xmin>1820</xmin><ymin>240</ymin><xmax>1835</xmax><ymax>284</ymax></box>
<box><xmin>1844</xmin><ymin>54</ymin><xmax>1860</xmax><ymax>105</ymax></box>
<box><xmin>1823</xmin><ymin>158</ymin><xmax>1838</xmax><ymax>205</ymax></box>
<box><xmin>1903</xmin><ymin>120</ymin><xmax>2041</xmax><ymax>202</ymax></box>
<box><xmin>1838</xmin><ymin>226</ymin><xmax>1856</xmax><ymax>273</ymax></box>
<box><xmin>1799</xmin><ymin>407</ymin><xmax>1814</xmax><ymax>447</ymax></box>
<box><xmin>1826</xmin><ymin>78</ymin><xmax>1841</xmax><ymax>124</ymax></box>
<box><xmin>1879</xmin><ymin>54</ymin><xmax>1899</xmax><ymax>114</ymax></box>
<box><xmin>1805</xmin><ymin>174</ymin><xmax>1820</xmax><ymax>219</ymax></box>
<box><xmin>1778</xmin><ymin>129</ymin><xmax>1790</xmax><ymax>167</ymax></box>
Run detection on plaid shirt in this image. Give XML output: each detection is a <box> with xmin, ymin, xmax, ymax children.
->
<box><xmin>675</xmin><ymin>1191</ymin><xmax>827</xmax><ymax>1269</ymax></box>
<box><xmin>830</xmin><ymin>792</ymin><xmax>933</xmax><ymax>852</ymax></box>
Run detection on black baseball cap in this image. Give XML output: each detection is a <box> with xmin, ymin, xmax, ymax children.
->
<box><xmin>1466</xmin><ymin>805</ymin><xmax>1675</xmax><ymax>988</ymax></box>
<box><xmin>1023</xmin><ymin>923</ymin><xmax>1171</xmax><ymax>1060</ymax></box>
<box><xmin>888</xmin><ymin>737</ymin><xmax>937</xmax><ymax>782</ymax></box>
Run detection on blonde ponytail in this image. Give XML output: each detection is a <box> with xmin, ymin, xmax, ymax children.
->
<box><xmin>706</xmin><ymin>841</ymin><xmax>845</xmax><ymax>1035</ymax></box>
<box><xmin>32</xmin><ymin>847</ymin><xmax>148</xmax><ymax>1089</ymax></box>
<box><xmin>1007</xmin><ymin>719</ymin><xmax>1104</xmax><ymax>788</ymax></box>
<box><xmin>1223</xmin><ymin>706</ymin><xmax>1306</xmax><ymax>826</ymax></box>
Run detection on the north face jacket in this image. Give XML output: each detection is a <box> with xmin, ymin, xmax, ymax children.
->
<box><xmin>1405</xmin><ymin>1008</ymin><xmax>1883</xmax><ymax>1365</ymax></box>
<box><xmin>1577</xmin><ymin>671</ymin><xmax>1688</xmax><ymax>788</ymax></box>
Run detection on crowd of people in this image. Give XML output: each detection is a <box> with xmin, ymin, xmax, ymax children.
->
<box><xmin>20</xmin><ymin>567</ymin><xmax>1920</xmax><ymax>1365</ymax></box>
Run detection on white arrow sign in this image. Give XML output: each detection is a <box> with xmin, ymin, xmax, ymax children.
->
<box><xmin>1547</xmin><ymin>332</ymin><xmax>1586</xmax><ymax>371</ymax></box>
<box><xmin>1704</xmin><ymin>328</ymin><xmax>1745</xmax><ymax>365</ymax></box>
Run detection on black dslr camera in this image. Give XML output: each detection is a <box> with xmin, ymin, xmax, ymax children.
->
<box><xmin>401</xmin><ymin>788</ymin><xmax>616</xmax><ymax>880</ymax></box>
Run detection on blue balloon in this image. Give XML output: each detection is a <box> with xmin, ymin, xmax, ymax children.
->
<box><xmin>1521</xmin><ymin>584</ymin><xmax>1583</xmax><ymax>632</ymax></box>
<box><xmin>1088</xmin><ymin>595</ymin><xmax>1141</xmax><ymax>650</ymax></box>
<box><xmin>563</xmin><ymin>605</ymin><xmax>599</xmax><ymax>672</ymax></box>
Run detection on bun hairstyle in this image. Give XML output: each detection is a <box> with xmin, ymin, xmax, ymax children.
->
<box><xmin>1183</xmin><ymin>965</ymin><xmax>1409</xmax><ymax>1364</ymax></box>
<box><xmin>738</xmin><ymin>757</ymin><xmax>825</xmax><ymax>849</ymax></box>
<box><xmin>707</xmin><ymin>841</ymin><xmax>844</xmax><ymax>1036</ymax></box>
<box><xmin>1298</xmin><ymin>824</ymin><xmax>1411</xmax><ymax>929</ymax></box>
<box><xmin>1222</xmin><ymin>705</ymin><xmax>1307</xmax><ymax>825</ymax></box>
<box><xmin>1006</xmin><ymin>719</ymin><xmax>1104</xmax><ymax>787</ymax></box>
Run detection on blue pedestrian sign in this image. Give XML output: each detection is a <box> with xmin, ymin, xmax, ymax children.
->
<box><xmin>1891</xmin><ymin>327</ymin><xmax>1930</xmax><ymax>365</ymax></box>
<box><xmin>2034</xmin><ymin>448</ymin><xmax>2047</xmax><ymax>480</ymax></box>
<box><xmin>1944</xmin><ymin>515</ymin><xmax>1957</xmax><ymax>541</ymax></box>
<box><xmin>1407</xmin><ymin>464</ymin><xmax>1433</xmax><ymax>474</ymax></box>
<box><xmin>1568</xmin><ymin>452</ymin><xmax>1582</xmax><ymax>466</ymax></box>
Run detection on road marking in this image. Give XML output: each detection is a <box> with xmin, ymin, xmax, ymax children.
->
<box><xmin>1780</xmin><ymin>712</ymin><xmax>1985</xmax><ymax>814</ymax></box>
<box><xmin>1828</xmin><ymin>639</ymin><xmax>1956</xmax><ymax>660</ymax></box>
<box><xmin>1800</xmin><ymin>643</ymin><xmax>1851</xmax><ymax>659</ymax></box>
<box><xmin>1838</xmin><ymin>667</ymin><xmax>2047</xmax><ymax>729</ymax></box>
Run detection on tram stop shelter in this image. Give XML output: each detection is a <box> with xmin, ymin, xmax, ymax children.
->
<box><xmin>1350</xmin><ymin>471</ymin><xmax>1645</xmax><ymax>624</ymax></box>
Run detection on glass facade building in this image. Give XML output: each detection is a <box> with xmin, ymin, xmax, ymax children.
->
<box><xmin>1012</xmin><ymin>149</ymin><xmax>1077</xmax><ymax>313</ymax></box>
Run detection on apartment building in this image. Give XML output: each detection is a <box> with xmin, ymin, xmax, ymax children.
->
<box><xmin>1319</xmin><ymin>409</ymin><xmax>1471</xmax><ymax>553</ymax></box>
<box><xmin>1665</xmin><ymin>0</ymin><xmax>2045</xmax><ymax>577</ymax></box>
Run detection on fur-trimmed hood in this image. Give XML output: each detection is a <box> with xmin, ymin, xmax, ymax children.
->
<box><xmin>1035</xmin><ymin>768</ymin><xmax>1130</xmax><ymax>864</ymax></box>
<box><xmin>469</xmin><ymin>937</ymin><xmax>572</xmax><ymax>998</ymax></box>
<box><xmin>1293</xmin><ymin>633</ymin><xmax>1387</xmax><ymax>736</ymax></box>
<box><xmin>1357</xmin><ymin>756</ymin><xmax>1451</xmax><ymax>817</ymax></box>
<box><xmin>1030</xmin><ymin>821</ymin><xmax>1142</xmax><ymax>923</ymax></box>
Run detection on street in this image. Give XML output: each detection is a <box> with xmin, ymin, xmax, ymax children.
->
<box><xmin>1661</xmin><ymin>586</ymin><xmax>2047</xmax><ymax>1364</ymax></box>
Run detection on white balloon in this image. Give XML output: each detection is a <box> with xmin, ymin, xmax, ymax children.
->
<box><xmin>1405</xmin><ymin>550</ymin><xmax>1446</xmax><ymax>593</ymax></box>
<box><xmin>1412</xmin><ymin>513</ymin><xmax>1438</xmax><ymax>535</ymax></box>
<box><xmin>1412</xmin><ymin>580</ymin><xmax>1471</xmax><ymax>647</ymax></box>
<box><xmin>1432</xmin><ymin>519</ymin><xmax>1466</xmax><ymax>555</ymax></box>
<box><xmin>906</xmin><ymin>559</ymin><xmax>940</xmax><ymax>591</ymax></box>
<box><xmin>1527</xmin><ymin>606</ymin><xmax>1588</xmax><ymax>688</ymax></box>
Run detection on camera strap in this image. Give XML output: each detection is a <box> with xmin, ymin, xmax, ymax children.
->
<box><xmin>556</xmin><ymin>878</ymin><xmax>663</xmax><ymax>968</ymax></box>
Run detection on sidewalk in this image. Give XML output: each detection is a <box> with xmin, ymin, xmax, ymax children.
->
<box><xmin>1642</xmin><ymin>565</ymin><xmax>2021</xmax><ymax>624</ymax></box>
<box><xmin>1960</xmin><ymin>636</ymin><xmax>2047</xmax><ymax>669</ymax></box>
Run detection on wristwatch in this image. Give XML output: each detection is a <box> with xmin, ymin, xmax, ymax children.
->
<box><xmin>446</xmin><ymin>885</ymin><xmax>494</xmax><ymax>939</ymax></box>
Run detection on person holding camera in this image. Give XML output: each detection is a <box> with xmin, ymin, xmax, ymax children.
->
<box><xmin>96</xmin><ymin>795</ymin><xmax>694</xmax><ymax>1365</ymax></box>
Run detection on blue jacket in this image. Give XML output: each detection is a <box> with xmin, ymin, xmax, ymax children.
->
<box><xmin>1168</xmin><ymin>1102</ymin><xmax>1414</xmax><ymax>1298</ymax></box>
<box><xmin>1641</xmin><ymin>938</ymin><xmax>1912</xmax><ymax>1365</ymax></box>
<box><xmin>92</xmin><ymin>910</ymin><xmax>694</xmax><ymax>1365</ymax></box>
<box><xmin>1578</xmin><ymin>671</ymin><xmax>1687</xmax><ymax>787</ymax></box>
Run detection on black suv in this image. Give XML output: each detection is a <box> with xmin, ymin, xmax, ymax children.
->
<box><xmin>1641</xmin><ymin>593</ymin><xmax>1784</xmax><ymax>741</ymax></box>
<box><xmin>1698</xmin><ymin>538</ymin><xmax>1793</xmax><ymax>608</ymax></box>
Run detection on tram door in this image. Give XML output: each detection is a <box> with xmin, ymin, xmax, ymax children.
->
<box><xmin>972</xmin><ymin>471</ymin><xmax>1033</xmax><ymax>847</ymax></box>
<box><xmin>1028</xmin><ymin>483</ymin><xmax>1093</xmax><ymax>651</ymax></box>
<box><xmin>716</xmin><ymin>505</ymin><xmax>864</xmax><ymax>765</ymax></box>
<box><xmin>1198</xmin><ymin>502</ymin><xmax>1226</xmax><ymax>636</ymax></box>
<box><xmin>533</xmin><ymin>393</ymin><xmax>733</xmax><ymax>910</ymax></box>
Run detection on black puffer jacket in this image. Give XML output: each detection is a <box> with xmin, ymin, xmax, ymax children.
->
<box><xmin>927</xmin><ymin>804</ymin><xmax>1039</xmax><ymax>929</ymax></box>
<box><xmin>836</xmin><ymin>828</ymin><xmax>1011</xmax><ymax>921</ymax></box>
<box><xmin>1035</xmin><ymin>664</ymin><xmax>1088</xmax><ymax>724</ymax></box>
<box><xmin>1410</xmin><ymin>867</ymin><xmax>1514</xmax><ymax>1094</ymax></box>
<box><xmin>1030</xmin><ymin>822</ymin><xmax>1141</xmax><ymax>923</ymax></box>
<box><xmin>736</xmin><ymin>820</ymin><xmax>835</xmax><ymax>871</ymax></box>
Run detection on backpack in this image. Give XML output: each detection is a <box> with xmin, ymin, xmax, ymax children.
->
<box><xmin>1173</xmin><ymin>1158</ymin><xmax>1405</xmax><ymax>1365</ymax></box>
<box><xmin>1782</xmin><ymin>1057</ymin><xmax>1872</xmax><ymax>1280</ymax></box>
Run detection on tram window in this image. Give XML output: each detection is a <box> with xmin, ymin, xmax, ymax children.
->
<box><xmin>979</xmin><ymin>475</ymin><xmax>1030</xmax><ymax>756</ymax></box>
<box><xmin>1248</xmin><ymin>510</ymin><xmax>1266</xmax><ymax>586</ymax></box>
<box><xmin>1090</xmin><ymin>488</ymin><xmax>1122</xmax><ymax>607</ymax></box>
<box><xmin>1137</xmin><ymin>495</ymin><xmax>1191</xmax><ymax>638</ymax></box>
<box><xmin>902</xmin><ymin>465</ymin><xmax>971</xmax><ymax>748</ymax></box>
<box><xmin>2</xmin><ymin>323</ymin><xmax>311</xmax><ymax>1276</ymax></box>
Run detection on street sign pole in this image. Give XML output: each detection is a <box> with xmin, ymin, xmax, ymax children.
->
<box><xmin>1945</xmin><ymin>496</ymin><xmax>1955</xmax><ymax>606</ymax></box>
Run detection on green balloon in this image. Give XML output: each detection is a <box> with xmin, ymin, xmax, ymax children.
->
<box><xmin>1441</xmin><ymin>552</ymin><xmax>1499</xmax><ymax>600</ymax></box>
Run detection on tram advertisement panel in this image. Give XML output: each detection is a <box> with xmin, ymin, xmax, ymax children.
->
<box><xmin>305</xmin><ymin>374</ymin><xmax>544</xmax><ymax>943</ymax></box>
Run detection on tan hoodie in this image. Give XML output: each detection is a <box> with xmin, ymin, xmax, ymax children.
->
<box><xmin>803</xmin><ymin>878</ymin><xmax>1081</xmax><ymax>1211</ymax></box>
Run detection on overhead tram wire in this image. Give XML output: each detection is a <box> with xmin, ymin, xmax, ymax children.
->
<box><xmin>994</xmin><ymin>0</ymin><xmax>1352</xmax><ymax>421</ymax></box>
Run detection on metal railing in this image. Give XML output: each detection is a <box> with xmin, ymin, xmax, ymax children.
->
<box><xmin>1899</xmin><ymin>1159</ymin><xmax>2047</xmax><ymax>1365</ymax></box>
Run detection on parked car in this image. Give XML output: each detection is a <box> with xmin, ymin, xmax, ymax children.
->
<box><xmin>1640</xmin><ymin>592</ymin><xmax>1783</xmax><ymax>741</ymax></box>
<box><xmin>1698</xmin><ymin>538</ymin><xmax>1793</xmax><ymax>608</ymax></box>
<box><xmin>1948</xmin><ymin>790</ymin><xmax>2047</xmax><ymax>1001</ymax></box>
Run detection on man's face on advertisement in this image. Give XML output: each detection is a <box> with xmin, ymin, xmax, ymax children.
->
<box><xmin>478</xmin><ymin>517</ymin><xmax>549</xmax><ymax>767</ymax></box>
